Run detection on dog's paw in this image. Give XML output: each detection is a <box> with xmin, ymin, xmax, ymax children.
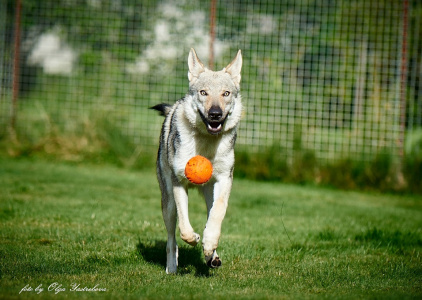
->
<box><xmin>189</xmin><ymin>232</ymin><xmax>201</xmax><ymax>246</ymax></box>
<box><xmin>166</xmin><ymin>265</ymin><xmax>177</xmax><ymax>274</ymax></box>
<box><xmin>166</xmin><ymin>244</ymin><xmax>178</xmax><ymax>274</ymax></box>
<box><xmin>206</xmin><ymin>256</ymin><xmax>222</xmax><ymax>268</ymax></box>
<box><xmin>181</xmin><ymin>232</ymin><xmax>200</xmax><ymax>246</ymax></box>
<box><xmin>204</xmin><ymin>250</ymin><xmax>222</xmax><ymax>269</ymax></box>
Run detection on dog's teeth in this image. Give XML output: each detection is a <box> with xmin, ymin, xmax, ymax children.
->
<box><xmin>207</xmin><ymin>123</ymin><xmax>222</xmax><ymax>132</ymax></box>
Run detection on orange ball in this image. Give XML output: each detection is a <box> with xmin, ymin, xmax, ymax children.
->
<box><xmin>185</xmin><ymin>155</ymin><xmax>213</xmax><ymax>184</ymax></box>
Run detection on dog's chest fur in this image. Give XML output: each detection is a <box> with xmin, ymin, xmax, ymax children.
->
<box><xmin>159</xmin><ymin>98</ymin><xmax>236</xmax><ymax>183</ymax></box>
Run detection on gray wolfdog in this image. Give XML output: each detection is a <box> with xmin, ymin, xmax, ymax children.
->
<box><xmin>151</xmin><ymin>48</ymin><xmax>243</xmax><ymax>274</ymax></box>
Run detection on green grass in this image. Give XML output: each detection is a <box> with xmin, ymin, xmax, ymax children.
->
<box><xmin>1</xmin><ymin>157</ymin><xmax>421</xmax><ymax>299</ymax></box>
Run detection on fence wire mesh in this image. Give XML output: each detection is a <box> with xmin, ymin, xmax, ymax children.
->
<box><xmin>1</xmin><ymin>0</ymin><xmax>421</xmax><ymax>166</ymax></box>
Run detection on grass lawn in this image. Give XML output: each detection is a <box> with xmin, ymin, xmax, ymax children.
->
<box><xmin>0</xmin><ymin>157</ymin><xmax>421</xmax><ymax>299</ymax></box>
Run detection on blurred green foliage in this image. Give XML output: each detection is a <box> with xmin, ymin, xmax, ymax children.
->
<box><xmin>1</xmin><ymin>0</ymin><xmax>422</xmax><ymax>193</ymax></box>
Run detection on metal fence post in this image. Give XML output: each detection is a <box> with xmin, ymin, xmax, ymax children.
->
<box><xmin>11</xmin><ymin>0</ymin><xmax>22</xmax><ymax>135</ymax></box>
<box><xmin>399</xmin><ymin>0</ymin><xmax>409</xmax><ymax>160</ymax></box>
<box><xmin>209</xmin><ymin>0</ymin><xmax>217</xmax><ymax>70</ymax></box>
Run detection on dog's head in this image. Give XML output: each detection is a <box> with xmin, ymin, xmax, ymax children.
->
<box><xmin>187</xmin><ymin>48</ymin><xmax>242</xmax><ymax>135</ymax></box>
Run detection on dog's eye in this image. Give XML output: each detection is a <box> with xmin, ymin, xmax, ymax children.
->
<box><xmin>200</xmin><ymin>90</ymin><xmax>208</xmax><ymax>96</ymax></box>
<box><xmin>223</xmin><ymin>91</ymin><xmax>231</xmax><ymax>97</ymax></box>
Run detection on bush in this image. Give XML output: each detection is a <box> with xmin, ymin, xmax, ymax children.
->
<box><xmin>0</xmin><ymin>112</ymin><xmax>155</xmax><ymax>170</ymax></box>
<box><xmin>235</xmin><ymin>144</ymin><xmax>416</xmax><ymax>193</ymax></box>
<box><xmin>403</xmin><ymin>129</ymin><xmax>422</xmax><ymax>193</ymax></box>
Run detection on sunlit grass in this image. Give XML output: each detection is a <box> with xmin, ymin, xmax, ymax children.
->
<box><xmin>0</xmin><ymin>157</ymin><xmax>421</xmax><ymax>298</ymax></box>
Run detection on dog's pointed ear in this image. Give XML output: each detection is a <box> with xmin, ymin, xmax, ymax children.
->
<box><xmin>225</xmin><ymin>50</ymin><xmax>242</xmax><ymax>86</ymax></box>
<box><xmin>188</xmin><ymin>48</ymin><xmax>205</xmax><ymax>83</ymax></box>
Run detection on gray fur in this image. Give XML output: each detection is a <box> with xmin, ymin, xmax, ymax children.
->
<box><xmin>153</xmin><ymin>48</ymin><xmax>243</xmax><ymax>274</ymax></box>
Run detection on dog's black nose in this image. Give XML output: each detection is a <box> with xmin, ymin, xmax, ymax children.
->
<box><xmin>208</xmin><ymin>106</ymin><xmax>223</xmax><ymax>120</ymax></box>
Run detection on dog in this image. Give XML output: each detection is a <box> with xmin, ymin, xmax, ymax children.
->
<box><xmin>151</xmin><ymin>48</ymin><xmax>242</xmax><ymax>274</ymax></box>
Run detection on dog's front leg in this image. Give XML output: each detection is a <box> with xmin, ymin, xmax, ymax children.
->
<box><xmin>173</xmin><ymin>183</ymin><xmax>200</xmax><ymax>246</ymax></box>
<box><xmin>202</xmin><ymin>176</ymin><xmax>232</xmax><ymax>267</ymax></box>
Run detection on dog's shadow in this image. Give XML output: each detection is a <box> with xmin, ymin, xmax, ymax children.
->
<box><xmin>137</xmin><ymin>240</ymin><xmax>211</xmax><ymax>277</ymax></box>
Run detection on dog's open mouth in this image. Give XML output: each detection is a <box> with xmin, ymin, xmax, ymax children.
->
<box><xmin>199</xmin><ymin>111</ymin><xmax>226</xmax><ymax>135</ymax></box>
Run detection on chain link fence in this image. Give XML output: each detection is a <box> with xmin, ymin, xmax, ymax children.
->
<box><xmin>1</xmin><ymin>0</ymin><xmax>421</xmax><ymax>168</ymax></box>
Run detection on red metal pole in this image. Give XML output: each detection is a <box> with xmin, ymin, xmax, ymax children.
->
<box><xmin>399</xmin><ymin>0</ymin><xmax>409</xmax><ymax>159</ymax></box>
<box><xmin>209</xmin><ymin>0</ymin><xmax>217</xmax><ymax>70</ymax></box>
<box><xmin>11</xmin><ymin>0</ymin><xmax>22</xmax><ymax>133</ymax></box>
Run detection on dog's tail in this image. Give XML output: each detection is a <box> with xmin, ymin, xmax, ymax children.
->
<box><xmin>150</xmin><ymin>103</ymin><xmax>172</xmax><ymax>117</ymax></box>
